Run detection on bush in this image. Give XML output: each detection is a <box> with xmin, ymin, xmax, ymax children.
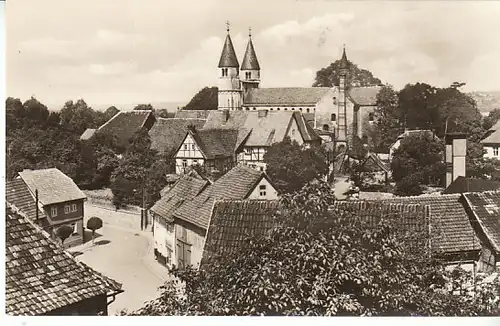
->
<box><xmin>394</xmin><ymin>174</ymin><xmax>424</xmax><ymax>196</ymax></box>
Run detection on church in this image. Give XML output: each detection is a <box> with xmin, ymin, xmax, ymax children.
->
<box><xmin>216</xmin><ymin>24</ymin><xmax>381</xmax><ymax>147</ymax></box>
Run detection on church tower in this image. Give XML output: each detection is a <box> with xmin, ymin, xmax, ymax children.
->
<box><xmin>218</xmin><ymin>22</ymin><xmax>242</xmax><ymax>111</ymax></box>
<box><xmin>337</xmin><ymin>46</ymin><xmax>349</xmax><ymax>144</ymax></box>
<box><xmin>240</xmin><ymin>28</ymin><xmax>260</xmax><ymax>94</ymax></box>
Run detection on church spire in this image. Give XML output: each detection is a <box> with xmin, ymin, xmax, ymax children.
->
<box><xmin>339</xmin><ymin>45</ymin><xmax>349</xmax><ymax>71</ymax></box>
<box><xmin>218</xmin><ymin>21</ymin><xmax>239</xmax><ymax>68</ymax></box>
<box><xmin>241</xmin><ymin>27</ymin><xmax>260</xmax><ymax>70</ymax></box>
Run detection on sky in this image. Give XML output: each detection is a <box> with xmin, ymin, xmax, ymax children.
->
<box><xmin>6</xmin><ymin>0</ymin><xmax>500</xmax><ymax>110</ymax></box>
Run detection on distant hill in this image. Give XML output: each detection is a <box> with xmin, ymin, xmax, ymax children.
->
<box><xmin>469</xmin><ymin>91</ymin><xmax>500</xmax><ymax>114</ymax></box>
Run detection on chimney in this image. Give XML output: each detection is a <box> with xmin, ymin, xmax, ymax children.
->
<box><xmin>445</xmin><ymin>133</ymin><xmax>467</xmax><ymax>188</ymax></box>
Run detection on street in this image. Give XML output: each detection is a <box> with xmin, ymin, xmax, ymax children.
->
<box><xmin>68</xmin><ymin>224</ymin><xmax>169</xmax><ymax>315</ymax></box>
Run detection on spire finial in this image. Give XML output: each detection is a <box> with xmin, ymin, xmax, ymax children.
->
<box><xmin>249</xmin><ymin>27</ymin><xmax>252</xmax><ymax>38</ymax></box>
<box><xmin>226</xmin><ymin>21</ymin><xmax>230</xmax><ymax>33</ymax></box>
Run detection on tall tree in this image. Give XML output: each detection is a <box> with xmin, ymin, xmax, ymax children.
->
<box><xmin>60</xmin><ymin>99</ymin><xmax>99</xmax><ymax>134</ymax></box>
<box><xmin>313</xmin><ymin>60</ymin><xmax>382</xmax><ymax>88</ymax></box>
<box><xmin>368</xmin><ymin>85</ymin><xmax>402</xmax><ymax>152</ymax></box>
<box><xmin>263</xmin><ymin>137</ymin><xmax>328</xmax><ymax>194</ymax></box>
<box><xmin>133</xmin><ymin>103</ymin><xmax>155</xmax><ymax>111</ymax></box>
<box><xmin>183</xmin><ymin>86</ymin><xmax>218</xmax><ymax>110</ymax></box>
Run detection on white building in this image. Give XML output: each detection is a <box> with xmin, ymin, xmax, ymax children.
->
<box><xmin>481</xmin><ymin>121</ymin><xmax>500</xmax><ymax>160</ymax></box>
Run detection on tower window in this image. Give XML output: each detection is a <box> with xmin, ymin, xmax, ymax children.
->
<box><xmin>331</xmin><ymin>113</ymin><xmax>336</xmax><ymax>122</ymax></box>
<box><xmin>322</xmin><ymin>124</ymin><xmax>329</xmax><ymax>131</ymax></box>
<box><xmin>333</xmin><ymin>97</ymin><xmax>337</xmax><ymax>104</ymax></box>
<box><xmin>306</xmin><ymin>108</ymin><xmax>310</xmax><ymax>113</ymax></box>
<box><xmin>245</xmin><ymin>72</ymin><xmax>251</xmax><ymax>79</ymax></box>
<box><xmin>222</xmin><ymin>68</ymin><xmax>228</xmax><ymax>77</ymax></box>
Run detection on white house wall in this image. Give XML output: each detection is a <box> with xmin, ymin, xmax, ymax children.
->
<box><xmin>153</xmin><ymin>215</ymin><xmax>175</xmax><ymax>267</ymax></box>
<box><xmin>287</xmin><ymin>115</ymin><xmax>304</xmax><ymax>145</ymax></box>
<box><xmin>175</xmin><ymin>133</ymin><xmax>205</xmax><ymax>174</ymax></box>
<box><xmin>484</xmin><ymin>145</ymin><xmax>500</xmax><ymax>159</ymax></box>
<box><xmin>247</xmin><ymin>177</ymin><xmax>279</xmax><ymax>200</ymax></box>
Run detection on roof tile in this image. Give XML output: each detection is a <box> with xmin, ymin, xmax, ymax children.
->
<box><xmin>463</xmin><ymin>191</ymin><xmax>500</xmax><ymax>252</ymax></box>
<box><xmin>149</xmin><ymin>118</ymin><xmax>206</xmax><ymax>157</ymax></box>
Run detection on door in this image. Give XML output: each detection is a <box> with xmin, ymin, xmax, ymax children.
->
<box><xmin>176</xmin><ymin>239</ymin><xmax>192</xmax><ymax>269</ymax></box>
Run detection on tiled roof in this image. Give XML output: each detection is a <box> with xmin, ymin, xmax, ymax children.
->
<box><xmin>381</xmin><ymin>194</ymin><xmax>482</xmax><ymax>254</ymax></box>
<box><xmin>6</xmin><ymin>179</ymin><xmax>49</xmax><ymax>229</ymax></box>
<box><xmin>463</xmin><ymin>191</ymin><xmax>500</xmax><ymax>252</ymax></box>
<box><xmin>218</xmin><ymin>34</ymin><xmax>239</xmax><ymax>68</ymax></box>
<box><xmin>6</xmin><ymin>204</ymin><xmax>122</xmax><ymax>316</ymax></box>
<box><xmin>347</xmin><ymin>86</ymin><xmax>381</xmax><ymax>106</ymax></box>
<box><xmin>96</xmin><ymin>110</ymin><xmax>155</xmax><ymax>148</ymax></box>
<box><xmin>175</xmin><ymin>110</ymin><xmax>212</xmax><ymax>119</ymax></box>
<box><xmin>293</xmin><ymin>112</ymin><xmax>322</xmax><ymax>143</ymax></box>
<box><xmin>191</xmin><ymin>129</ymin><xmax>239</xmax><ymax>159</ymax></box>
<box><xmin>18</xmin><ymin>168</ymin><xmax>87</xmax><ymax>206</ymax></box>
<box><xmin>149</xmin><ymin>118</ymin><xmax>206</xmax><ymax>157</ymax></box>
<box><xmin>150</xmin><ymin>175</ymin><xmax>209</xmax><ymax>223</ymax></box>
<box><xmin>481</xmin><ymin>128</ymin><xmax>500</xmax><ymax>145</ymax></box>
<box><xmin>79</xmin><ymin>128</ymin><xmax>96</xmax><ymax>140</ymax></box>
<box><xmin>362</xmin><ymin>152</ymin><xmax>390</xmax><ymax>173</ymax></box>
<box><xmin>201</xmin><ymin>200</ymin><xmax>280</xmax><ymax>267</ymax></box>
<box><xmin>244</xmin><ymin>87</ymin><xmax>332</xmax><ymax>106</ymax></box>
<box><xmin>444</xmin><ymin>176</ymin><xmax>500</xmax><ymax>194</ymax></box>
<box><xmin>173</xmin><ymin>165</ymin><xmax>265</xmax><ymax>229</ymax></box>
<box><xmin>203</xmin><ymin>110</ymin><xmax>301</xmax><ymax>147</ymax></box>
<box><xmin>241</xmin><ymin>38</ymin><xmax>260</xmax><ymax>70</ymax></box>
<box><xmin>243</xmin><ymin>111</ymin><xmax>294</xmax><ymax>146</ymax></box>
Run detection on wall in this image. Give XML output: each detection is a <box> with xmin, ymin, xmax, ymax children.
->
<box><xmin>174</xmin><ymin>219</ymin><xmax>206</xmax><ymax>269</ymax></box>
<box><xmin>153</xmin><ymin>214</ymin><xmax>175</xmax><ymax>267</ymax></box>
<box><xmin>241</xmin><ymin>105</ymin><xmax>315</xmax><ymax>114</ymax></box>
<box><xmin>45</xmin><ymin>294</ymin><xmax>108</xmax><ymax>316</ymax></box>
<box><xmin>314</xmin><ymin>88</ymin><xmax>338</xmax><ymax>130</ymax></box>
<box><xmin>286</xmin><ymin>115</ymin><xmax>304</xmax><ymax>145</ymax></box>
<box><xmin>44</xmin><ymin>199</ymin><xmax>84</xmax><ymax>223</ymax></box>
<box><xmin>247</xmin><ymin>177</ymin><xmax>279</xmax><ymax>200</ymax></box>
<box><xmin>84</xmin><ymin>200</ymin><xmax>143</xmax><ymax>230</ymax></box>
<box><xmin>484</xmin><ymin>145</ymin><xmax>500</xmax><ymax>159</ymax></box>
<box><xmin>175</xmin><ymin>133</ymin><xmax>205</xmax><ymax>174</ymax></box>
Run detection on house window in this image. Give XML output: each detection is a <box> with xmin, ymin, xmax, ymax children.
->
<box><xmin>253</xmin><ymin>107</ymin><xmax>256</xmax><ymax>110</ymax></box>
<box><xmin>51</xmin><ymin>206</ymin><xmax>57</xmax><ymax>217</ymax></box>
<box><xmin>270</xmin><ymin>108</ymin><xmax>273</xmax><ymax>111</ymax></box>
<box><xmin>260</xmin><ymin>166</ymin><xmax>264</xmax><ymax>172</ymax></box>
<box><xmin>71</xmin><ymin>204</ymin><xmax>77</xmax><ymax>212</ymax></box>
<box><xmin>299</xmin><ymin>108</ymin><xmax>303</xmax><ymax>111</ymax></box>
<box><xmin>64</xmin><ymin>205</ymin><xmax>71</xmax><ymax>214</ymax></box>
<box><xmin>259</xmin><ymin>184</ymin><xmax>266</xmax><ymax>196</ymax></box>
<box><xmin>182</xmin><ymin>160</ymin><xmax>188</xmax><ymax>169</ymax></box>
<box><xmin>323</xmin><ymin>124</ymin><xmax>329</xmax><ymax>131</ymax></box>
<box><xmin>277</xmin><ymin>108</ymin><xmax>280</xmax><ymax>111</ymax></box>
<box><xmin>184</xmin><ymin>144</ymin><xmax>188</xmax><ymax>150</ymax></box>
<box><xmin>245</xmin><ymin>148</ymin><xmax>252</xmax><ymax>155</ymax></box>
<box><xmin>246</xmin><ymin>107</ymin><xmax>250</xmax><ymax>111</ymax></box>
<box><xmin>70</xmin><ymin>223</ymin><xmax>78</xmax><ymax>235</ymax></box>
<box><xmin>291</xmin><ymin>108</ymin><xmax>295</xmax><ymax>111</ymax></box>
<box><xmin>284</xmin><ymin>108</ymin><xmax>288</xmax><ymax>111</ymax></box>
<box><xmin>193</xmin><ymin>159</ymin><xmax>198</xmax><ymax>165</ymax></box>
<box><xmin>368</xmin><ymin>112</ymin><xmax>375</xmax><ymax>122</ymax></box>
<box><xmin>291</xmin><ymin>129</ymin><xmax>296</xmax><ymax>136</ymax></box>
<box><xmin>331</xmin><ymin>113</ymin><xmax>336</xmax><ymax>122</ymax></box>
<box><xmin>494</xmin><ymin>147</ymin><xmax>499</xmax><ymax>156</ymax></box>
<box><xmin>306</xmin><ymin>108</ymin><xmax>310</xmax><ymax>113</ymax></box>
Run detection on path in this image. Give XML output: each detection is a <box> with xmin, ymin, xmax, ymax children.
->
<box><xmin>69</xmin><ymin>224</ymin><xmax>170</xmax><ymax>315</ymax></box>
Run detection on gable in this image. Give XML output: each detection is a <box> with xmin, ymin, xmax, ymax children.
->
<box><xmin>174</xmin><ymin>133</ymin><xmax>205</xmax><ymax>159</ymax></box>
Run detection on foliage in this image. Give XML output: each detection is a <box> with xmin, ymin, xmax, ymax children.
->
<box><xmin>59</xmin><ymin>99</ymin><xmax>103</xmax><ymax>135</ymax></box>
<box><xmin>86</xmin><ymin>217</ymin><xmax>103</xmax><ymax>244</ymax></box>
<box><xmin>394</xmin><ymin>174</ymin><xmax>424</xmax><ymax>197</ymax></box>
<box><xmin>391</xmin><ymin>132</ymin><xmax>445</xmax><ymax>188</ymax></box>
<box><xmin>482</xmin><ymin>108</ymin><xmax>500</xmax><ymax>131</ymax></box>
<box><xmin>155</xmin><ymin>109</ymin><xmax>175</xmax><ymax>119</ymax></box>
<box><xmin>133</xmin><ymin>103</ymin><xmax>155</xmax><ymax>111</ymax></box>
<box><xmin>183</xmin><ymin>86</ymin><xmax>218</xmax><ymax>111</ymax></box>
<box><xmin>127</xmin><ymin>180</ymin><xmax>499</xmax><ymax>316</ymax></box>
<box><xmin>55</xmin><ymin>225</ymin><xmax>74</xmax><ymax>245</ymax></box>
<box><xmin>313</xmin><ymin>60</ymin><xmax>382</xmax><ymax>88</ymax></box>
<box><xmin>263</xmin><ymin>137</ymin><xmax>328</xmax><ymax>194</ymax></box>
<box><xmin>110</xmin><ymin>128</ymin><xmax>172</xmax><ymax>208</ymax></box>
<box><xmin>369</xmin><ymin>85</ymin><xmax>402</xmax><ymax>152</ymax></box>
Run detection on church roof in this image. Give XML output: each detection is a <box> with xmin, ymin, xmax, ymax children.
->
<box><xmin>347</xmin><ymin>86</ymin><xmax>381</xmax><ymax>106</ymax></box>
<box><xmin>218</xmin><ymin>34</ymin><xmax>239</xmax><ymax>68</ymax></box>
<box><xmin>244</xmin><ymin>87</ymin><xmax>332</xmax><ymax>106</ymax></box>
<box><xmin>241</xmin><ymin>38</ymin><xmax>260</xmax><ymax>70</ymax></box>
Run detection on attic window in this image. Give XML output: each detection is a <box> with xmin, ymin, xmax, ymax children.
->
<box><xmin>259</xmin><ymin>184</ymin><xmax>266</xmax><ymax>196</ymax></box>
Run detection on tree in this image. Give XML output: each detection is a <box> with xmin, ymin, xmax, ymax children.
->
<box><xmin>398</xmin><ymin>83</ymin><xmax>440</xmax><ymax>132</ymax></box>
<box><xmin>155</xmin><ymin>109</ymin><xmax>174</xmax><ymax>119</ymax></box>
<box><xmin>369</xmin><ymin>85</ymin><xmax>402</xmax><ymax>152</ymax></box>
<box><xmin>263</xmin><ymin>137</ymin><xmax>328</xmax><ymax>194</ymax></box>
<box><xmin>110</xmin><ymin>176</ymin><xmax>133</xmax><ymax>209</ymax></box>
<box><xmin>391</xmin><ymin>132</ymin><xmax>445</xmax><ymax>191</ymax></box>
<box><xmin>55</xmin><ymin>224</ymin><xmax>74</xmax><ymax>246</ymax></box>
<box><xmin>126</xmin><ymin>181</ymin><xmax>500</xmax><ymax>316</ymax></box>
<box><xmin>86</xmin><ymin>217</ymin><xmax>103</xmax><ymax>244</ymax></box>
<box><xmin>60</xmin><ymin>99</ymin><xmax>99</xmax><ymax>134</ymax></box>
<box><xmin>183</xmin><ymin>87</ymin><xmax>218</xmax><ymax>111</ymax></box>
<box><xmin>104</xmin><ymin>106</ymin><xmax>120</xmax><ymax>120</ymax></box>
<box><xmin>133</xmin><ymin>103</ymin><xmax>154</xmax><ymax>111</ymax></box>
<box><xmin>313</xmin><ymin>60</ymin><xmax>382</xmax><ymax>88</ymax></box>
<box><xmin>483</xmin><ymin>108</ymin><xmax>500</xmax><ymax>131</ymax></box>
